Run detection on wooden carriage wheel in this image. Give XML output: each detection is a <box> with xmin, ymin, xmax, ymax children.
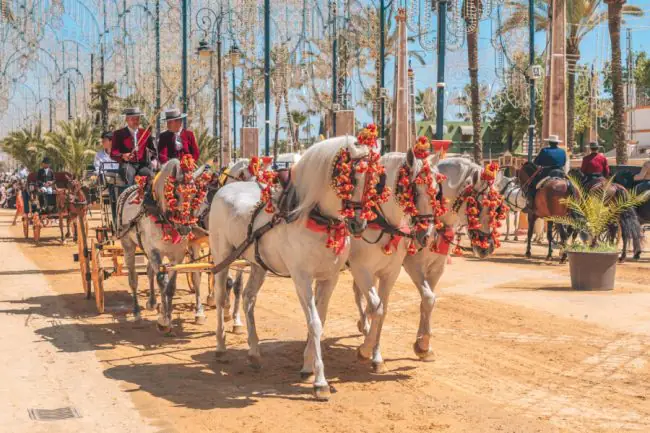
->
<box><xmin>22</xmin><ymin>216</ymin><xmax>29</xmax><ymax>238</ymax></box>
<box><xmin>90</xmin><ymin>240</ymin><xmax>105</xmax><ymax>314</ymax></box>
<box><xmin>33</xmin><ymin>214</ymin><xmax>41</xmax><ymax>244</ymax></box>
<box><xmin>77</xmin><ymin>214</ymin><xmax>91</xmax><ymax>299</ymax></box>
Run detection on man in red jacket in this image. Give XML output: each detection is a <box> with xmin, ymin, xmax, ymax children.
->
<box><xmin>157</xmin><ymin>108</ymin><xmax>199</xmax><ymax>164</ymax></box>
<box><xmin>111</xmin><ymin>107</ymin><xmax>155</xmax><ymax>185</ymax></box>
<box><xmin>580</xmin><ymin>141</ymin><xmax>610</xmax><ymax>186</ymax></box>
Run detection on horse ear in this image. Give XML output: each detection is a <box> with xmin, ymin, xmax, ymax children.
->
<box><xmin>406</xmin><ymin>148</ymin><xmax>415</xmax><ymax>167</ymax></box>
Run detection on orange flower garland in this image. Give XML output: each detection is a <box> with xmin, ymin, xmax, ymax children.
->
<box><xmin>130</xmin><ymin>175</ymin><xmax>148</xmax><ymax>204</ymax></box>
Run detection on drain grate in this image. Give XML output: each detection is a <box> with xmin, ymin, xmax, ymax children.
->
<box><xmin>28</xmin><ymin>407</ymin><xmax>81</xmax><ymax>421</ymax></box>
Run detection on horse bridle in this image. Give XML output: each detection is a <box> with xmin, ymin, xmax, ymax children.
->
<box><xmin>499</xmin><ymin>178</ymin><xmax>523</xmax><ymax>210</ymax></box>
<box><xmin>451</xmin><ymin>170</ymin><xmax>495</xmax><ymax>245</ymax></box>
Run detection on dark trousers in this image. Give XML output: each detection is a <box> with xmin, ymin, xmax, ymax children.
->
<box><xmin>121</xmin><ymin>163</ymin><xmax>152</xmax><ymax>185</ymax></box>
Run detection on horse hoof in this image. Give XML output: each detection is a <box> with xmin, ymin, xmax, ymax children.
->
<box><xmin>232</xmin><ymin>324</ymin><xmax>245</xmax><ymax>335</ymax></box>
<box><xmin>357</xmin><ymin>319</ymin><xmax>369</xmax><ymax>336</ymax></box>
<box><xmin>195</xmin><ymin>315</ymin><xmax>206</xmax><ymax>325</ymax></box>
<box><xmin>299</xmin><ymin>371</ymin><xmax>314</xmax><ymax>383</ymax></box>
<box><xmin>372</xmin><ymin>362</ymin><xmax>388</xmax><ymax>373</ymax></box>
<box><xmin>206</xmin><ymin>295</ymin><xmax>216</xmax><ymax>308</ymax></box>
<box><xmin>247</xmin><ymin>355</ymin><xmax>262</xmax><ymax>370</ymax></box>
<box><xmin>156</xmin><ymin>323</ymin><xmax>173</xmax><ymax>335</ymax></box>
<box><xmin>145</xmin><ymin>301</ymin><xmax>156</xmax><ymax>311</ymax></box>
<box><xmin>413</xmin><ymin>342</ymin><xmax>435</xmax><ymax>361</ymax></box>
<box><xmin>356</xmin><ymin>347</ymin><xmax>371</xmax><ymax>363</ymax></box>
<box><xmin>313</xmin><ymin>385</ymin><xmax>331</xmax><ymax>401</ymax></box>
<box><xmin>633</xmin><ymin>253</ymin><xmax>641</xmax><ymax>261</ymax></box>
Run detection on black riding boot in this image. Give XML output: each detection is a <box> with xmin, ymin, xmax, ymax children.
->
<box><xmin>524</xmin><ymin>188</ymin><xmax>535</xmax><ymax>214</ymax></box>
<box><xmin>142</xmin><ymin>183</ymin><xmax>158</xmax><ymax>214</ymax></box>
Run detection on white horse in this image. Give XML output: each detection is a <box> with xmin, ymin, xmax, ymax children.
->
<box><xmin>495</xmin><ymin>174</ymin><xmax>545</xmax><ymax>243</ymax></box>
<box><xmin>118</xmin><ymin>158</ymin><xmax>206</xmax><ymax>331</ymax></box>
<box><xmin>351</xmin><ymin>150</ymin><xmax>440</xmax><ymax>372</ymax></box>
<box><xmin>355</xmin><ymin>157</ymin><xmax>503</xmax><ymax>361</ymax></box>
<box><xmin>208</xmin><ymin>136</ymin><xmax>376</xmax><ymax>400</ymax></box>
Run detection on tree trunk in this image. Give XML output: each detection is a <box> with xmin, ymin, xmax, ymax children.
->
<box><xmin>273</xmin><ymin>95</ymin><xmax>282</xmax><ymax>160</ymax></box>
<box><xmin>283</xmin><ymin>87</ymin><xmax>296</xmax><ymax>152</ymax></box>
<box><xmin>467</xmin><ymin>20</ymin><xmax>483</xmax><ymax>163</ymax></box>
<box><xmin>566</xmin><ymin>44</ymin><xmax>579</xmax><ymax>154</ymax></box>
<box><xmin>607</xmin><ymin>0</ymin><xmax>628</xmax><ymax>165</ymax></box>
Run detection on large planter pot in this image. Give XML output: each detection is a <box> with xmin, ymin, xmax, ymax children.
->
<box><xmin>567</xmin><ymin>251</ymin><xmax>618</xmax><ymax>291</ymax></box>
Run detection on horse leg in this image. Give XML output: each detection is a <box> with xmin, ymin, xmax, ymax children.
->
<box><xmin>355</xmin><ymin>270</ymin><xmax>382</xmax><ymax>361</ymax></box>
<box><xmin>352</xmin><ymin>280</ymin><xmax>369</xmax><ymax>335</ymax></box>
<box><xmin>58</xmin><ymin>210</ymin><xmax>65</xmax><ymax>242</ymax></box>
<box><xmin>301</xmin><ymin>277</ymin><xmax>337</xmax><ymax>380</ymax></box>
<box><xmin>213</xmin><ymin>268</ymin><xmax>230</xmax><ymax>355</ymax></box>
<box><xmin>504</xmin><ymin>210</ymin><xmax>511</xmax><ymax>241</ymax></box>
<box><xmin>558</xmin><ymin>224</ymin><xmax>568</xmax><ymax>264</ymax></box>
<box><xmin>292</xmin><ymin>272</ymin><xmax>329</xmax><ymax>400</ymax></box>
<box><xmin>546</xmin><ymin>220</ymin><xmax>554</xmax><ymax>260</ymax></box>
<box><xmin>188</xmin><ymin>245</ymin><xmax>206</xmax><ymax>324</ymax></box>
<box><xmin>231</xmin><ymin>269</ymin><xmax>245</xmax><ymax>334</ymax></box>
<box><xmin>163</xmin><ymin>269</ymin><xmax>179</xmax><ymax>333</ymax></box>
<box><xmin>146</xmin><ymin>263</ymin><xmax>157</xmax><ymax>310</ymax></box>
<box><xmin>366</xmin><ymin>273</ymin><xmax>400</xmax><ymax>373</ymax></box>
<box><xmin>242</xmin><ymin>265</ymin><xmax>267</xmax><ymax>368</ymax></box>
<box><xmin>149</xmin><ymin>250</ymin><xmax>171</xmax><ymax>332</ymax></box>
<box><xmin>123</xmin><ymin>238</ymin><xmax>141</xmax><ymax>320</ymax></box>
<box><xmin>513</xmin><ymin>211</ymin><xmax>520</xmax><ymax>241</ymax></box>
<box><xmin>404</xmin><ymin>254</ymin><xmax>445</xmax><ymax>361</ymax></box>
<box><xmin>525</xmin><ymin>213</ymin><xmax>536</xmax><ymax>258</ymax></box>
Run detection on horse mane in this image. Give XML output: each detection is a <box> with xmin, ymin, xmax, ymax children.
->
<box><xmin>438</xmin><ymin>157</ymin><xmax>482</xmax><ymax>191</ymax></box>
<box><xmin>153</xmin><ymin>159</ymin><xmax>181</xmax><ymax>213</ymax></box>
<box><xmin>381</xmin><ymin>152</ymin><xmax>423</xmax><ymax>186</ymax></box>
<box><xmin>291</xmin><ymin>135</ymin><xmax>369</xmax><ymax>218</ymax></box>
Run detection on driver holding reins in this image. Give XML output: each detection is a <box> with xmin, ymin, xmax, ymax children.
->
<box><xmin>525</xmin><ymin>135</ymin><xmax>567</xmax><ymax>212</ymax></box>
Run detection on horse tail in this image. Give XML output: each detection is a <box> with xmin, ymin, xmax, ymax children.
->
<box><xmin>616</xmin><ymin>187</ymin><xmax>644</xmax><ymax>252</ymax></box>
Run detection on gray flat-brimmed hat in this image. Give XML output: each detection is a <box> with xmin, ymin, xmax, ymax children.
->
<box><xmin>544</xmin><ymin>135</ymin><xmax>561</xmax><ymax>144</ymax></box>
<box><xmin>589</xmin><ymin>141</ymin><xmax>599</xmax><ymax>149</ymax></box>
<box><xmin>162</xmin><ymin>108</ymin><xmax>187</xmax><ymax>122</ymax></box>
<box><xmin>123</xmin><ymin>107</ymin><xmax>143</xmax><ymax>117</ymax></box>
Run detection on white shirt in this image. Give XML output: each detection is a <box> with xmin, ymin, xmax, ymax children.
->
<box><xmin>175</xmin><ymin>128</ymin><xmax>184</xmax><ymax>151</ymax></box>
<box><xmin>129</xmin><ymin>127</ymin><xmax>139</xmax><ymax>151</ymax></box>
<box><xmin>94</xmin><ymin>150</ymin><xmax>119</xmax><ymax>173</ymax></box>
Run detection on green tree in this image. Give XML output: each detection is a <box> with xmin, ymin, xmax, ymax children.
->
<box><xmin>500</xmin><ymin>0</ymin><xmax>642</xmax><ymax>153</ymax></box>
<box><xmin>415</xmin><ymin>87</ymin><xmax>436</xmax><ymax>121</ymax></box>
<box><xmin>606</xmin><ymin>0</ymin><xmax>628</xmax><ymax>164</ymax></box>
<box><xmin>463</xmin><ymin>0</ymin><xmax>484</xmax><ymax>162</ymax></box>
<box><xmin>44</xmin><ymin>118</ymin><xmax>99</xmax><ymax>178</ymax></box>
<box><xmin>194</xmin><ymin>128</ymin><xmax>218</xmax><ymax>165</ymax></box>
<box><xmin>1</xmin><ymin>125</ymin><xmax>47</xmax><ymax>172</ymax></box>
<box><xmin>290</xmin><ymin>110</ymin><xmax>308</xmax><ymax>145</ymax></box>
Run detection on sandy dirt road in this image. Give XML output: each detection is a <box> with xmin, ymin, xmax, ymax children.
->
<box><xmin>2</xmin><ymin>208</ymin><xmax>649</xmax><ymax>433</ymax></box>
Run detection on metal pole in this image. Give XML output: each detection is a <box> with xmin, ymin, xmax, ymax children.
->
<box><xmin>332</xmin><ymin>0</ymin><xmax>338</xmax><ymax>137</ymax></box>
<box><xmin>217</xmin><ymin>38</ymin><xmax>223</xmax><ymax>165</ymax></box>
<box><xmin>435</xmin><ymin>0</ymin><xmax>447</xmax><ymax>140</ymax></box>
<box><xmin>49</xmin><ymin>99</ymin><xmax>53</xmax><ymax>132</ymax></box>
<box><xmin>101</xmin><ymin>0</ymin><xmax>107</xmax><ymax>132</ymax></box>
<box><xmin>181</xmin><ymin>0</ymin><xmax>188</xmax><ymax>127</ymax></box>
<box><xmin>527</xmin><ymin>0</ymin><xmax>535</xmax><ymax>161</ymax></box>
<box><xmin>379</xmin><ymin>0</ymin><xmax>386</xmax><ymax>151</ymax></box>
<box><xmin>232</xmin><ymin>66</ymin><xmax>237</xmax><ymax>158</ymax></box>
<box><xmin>67</xmin><ymin>79</ymin><xmax>72</xmax><ymax>120</ymax></box>
<box><xmin>264</xmin><ymin>0</ymin><xmax>271</xmax><ymax>156</ymax></box>
<box><xmin>155</xmin><ymin>0</ymin><xmax>161</xmax><ymax>137</ymax></box>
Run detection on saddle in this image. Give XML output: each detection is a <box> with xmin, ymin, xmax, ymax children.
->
<box><xmin>535</xmin><ymin>168</ymin><xmax>567</xmax><ymax>190</ymax></box>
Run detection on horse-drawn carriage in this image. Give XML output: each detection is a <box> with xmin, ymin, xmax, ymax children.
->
<box><xmin>22</xmin><ymin>171</ymin><xmax>80</xmax><ymax>244</ymax></box>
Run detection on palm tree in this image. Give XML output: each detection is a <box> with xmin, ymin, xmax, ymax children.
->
<box><xmin>463</xmin><ymin>0</ymin><xmax>484</xmax><ymax>162</ymax></box>
<box><xmin>499</xmin><ymin>0</ymin><xmax>642</xmax><ymax>151</ymax></box>
<box><xmin>45</xmin><ymin>118</ymin><xmax>99</xmax><ymax>178</ymax></box>
<box><xmin>290</xmin><ymin>110</ymin><xmax>308</xmax><ymax>146</ymax></box>
<box><xmin>415</xmin><ymin>87</ymin><xmax>436</xmax><ymax>121</ymax></box>
<box><xmin>194</xmin><ymin>127</ymin><xmax>218</xmax><ymax>165</ymax></box>
<box><xmin>452</xmin><ymin>84</ymin><xmax>490</xmax><ymax>122</ymax></box>
<box><xmin>1</xmin><ymin>125</ymin><xmax>47</xmax><ymax>172</ymax></box>
<box><xmin>89</xmin><ymin>81</ymin><xmax>118</xmax><ymax>131</ymax></box>
<box><xmin>606</xmin><ymin>0</ymin><xmax>629</xmax><ymax>164</ymax></box>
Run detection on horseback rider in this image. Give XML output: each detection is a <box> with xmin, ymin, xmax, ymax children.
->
<box><xmin>580</xmin><ymin>141</ymin><xmax>610</xmax><ymax>185</ymax></box>
<box><xmin>157</xmin><ymin>108</ymin><xmax>199</xmax><ymax>163</ymax></box>
<box><xmin>525</xmin><ymin>135</ymin><xmax>567</xmax><ymax>211</ymax></box>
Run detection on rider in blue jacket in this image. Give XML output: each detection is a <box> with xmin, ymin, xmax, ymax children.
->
<box><xmin>526</xmin><ymin>135</ymin><xmax>567</xmax><ymax>211</ymax></box>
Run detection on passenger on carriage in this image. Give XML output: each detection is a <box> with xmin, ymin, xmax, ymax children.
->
<box><xmin>110</xmin><ymin>107</ymin><xmax>156</xmax><ymax>185</ymax></box>
<box><xmin>36</xmin><ymin>157</ymin><xmax>56</xmax><ymax>208</ymax></box>
<box><xmin>580</xmin><ymin>141</ymin><xmax>610</xmax><ymax>185</ymax></box>
<box><xmin>94</xmin><ymin>131</ymin><xmax>119</xmax><ymax>175</ymax></box>
<box><xmin>157</xmin><ymin>108</ymin><xmax>199</xmax><ymax>164</ymax></box>
<box><xmin>525</xmin><ymin>135</ymin><xmax>567</xmax><ymax>211</ymax></box>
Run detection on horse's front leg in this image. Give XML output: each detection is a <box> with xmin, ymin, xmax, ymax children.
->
<box><xmin>558</xmin><ymin>224</ymin><xmax>568</xmax><ymax>264</ymax></box>
<box><xmin>292</xmin><ymin>272</ymin><xmax>330</xmax><ymax>401</ymax></box>
<box><xmin>123</xmin><ymin>238</ymin><xmax>141</xmax><ymax>320</ymax></box>
<box><xmin>149</xmin><ymin>250</ymin><xmax>171</xmax><ymax>332</ymax></box>
<box><xmin>146</xmin><ymin>263</ymin><xmax>157</xmax><ymax>310</ymax></box>
<box><xmin>301</xmin><ymin>277</ymin><xmax>337</xmax><ymax>380</ymax></box>
<box><xmin>188</xmin><ymin>245</ymin><xmax>206</xmax><ymax>324</ymax></box>
<box><xmin>231</xmin><ymin>269</ymin><xmax>245</xmax><ymax>334</ymax></box>
<box><xmin>504</xmin><ymin>210</ymin><xmax>511</xmax><ymax>241</ymax></box>
<box><xmin>404</xmin><ymin>254</ymin><xmax>446</xmax><ymax>361</ymax></box>
<box><xmin>546</xmin><ymin>220</ymin><xmax>554</xmax><ymax>260</ymax></box>
<box><xmin>525</xmin><ymin>213</ymin><xmax>536</xmax><ymax>258</ymax></box>
<box><xmin>241</xmin><ymin>265</ymin><xmax>266</xmax><ymax>368</ymax></box>
<box><xmin>354</xmin><ymin>270</ymin><xmax>382</xmax><ymax>361</ymax></box>
<box><xmin>366</xmin><ymin>273</ymin><xmax>399</xmax><ymax>373</ymax></box>
<box><xmin>513</xmin><ymin>211</ymin><xmax>520</xmax><ymax>241</ymax></box>
<box><xmin>352</xmin><ymin>280</ymin><xmax>369</xmax><ymax>335</ymax></box>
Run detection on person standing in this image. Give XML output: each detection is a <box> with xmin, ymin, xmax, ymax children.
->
<box><xmin>157</xmin><ymin>108</ymin><xmax>199</xmax><ymax>164</ymax></box>
<box><xmin>110</xmin><ymin>107</ymin><xmax>155</xmax><ymax>185</ymax></box>
<box><xmin>580</xmin><ymin>141</ymin><xmax>610</xmax><ymax>184</ymax></box>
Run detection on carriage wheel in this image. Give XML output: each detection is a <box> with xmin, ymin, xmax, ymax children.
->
<box><xmin>33</xmin><ymin>214</ymin><xmax>41</xmax><ymax>244</ymax></box>
<box><xmin>22</xmin><ymin>216</ymin><xmax>29</xmax><ymax>238</ymax></box>
<box><xmin>90</xmin><ymin>240</ymin><xmax>105</xmax><ymax>314</ymax></box>
<box><xmin>78</xmin><ymin>217</ymin><xmax>91</xmax><ymax>299</ymax></box>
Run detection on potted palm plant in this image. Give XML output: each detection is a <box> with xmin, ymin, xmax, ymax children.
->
<box><xmin>549</xmin><ymin>176</ymin><xmax>649</xmax><ymax>291</ymax></box>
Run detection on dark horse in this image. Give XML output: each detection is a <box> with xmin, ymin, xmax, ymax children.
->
<box><xmin>613</xmin><ymin>171</ymin><xmax>650</xmax><ymax>260</ymax></box>
<box><xmin>517</xmin><ymin>162</ymin><xmax>572</xmax><ymax>262</ymax></box>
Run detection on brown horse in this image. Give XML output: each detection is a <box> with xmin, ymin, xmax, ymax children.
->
<box><xmin>517</xmin><ymin>162</ymin><xmax>573</xmax><ymax>262</ymax></box>
<box><xmin>56</xmin><ymin>175</ymin><xmax>88</xmax><ymax>241</ymax></box>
